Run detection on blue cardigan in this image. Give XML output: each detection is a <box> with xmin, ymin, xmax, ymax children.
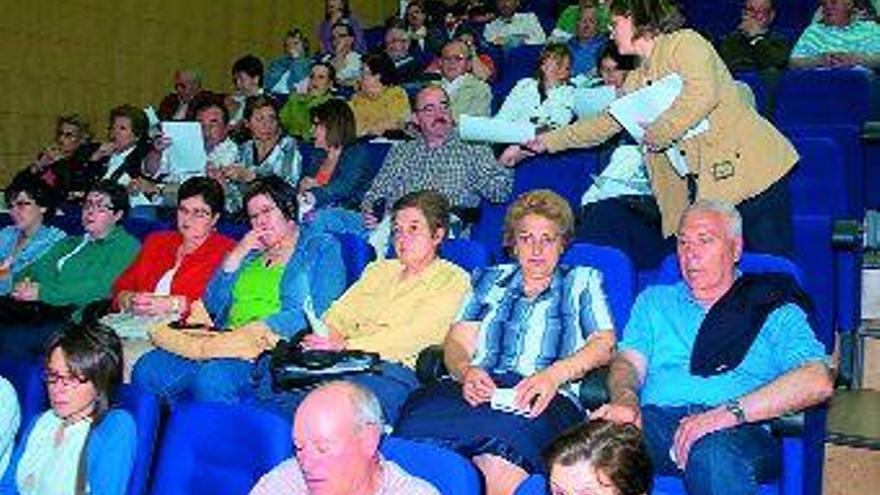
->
<box><xmin>303</xmin><ymin>143</ymin><xmax>375</xmax><ymax>211</ymax></box>
<box><xmin>0</xmin><ymin>409</ymin><xmax>136</xmax><ymax>495</ymax></box>
<box><xmin>203</xmin><ymin>229</ymin><xmax>346</xmax><ymax>337</ymax></box>
<box><xmin>0</xmin><ymin>225</ymin><xmax>66</xmax><ymax>295</ymax></box>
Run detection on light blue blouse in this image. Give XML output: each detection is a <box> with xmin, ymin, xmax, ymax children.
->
<box><xmin>0</xmin><ymin>225</ymin><xmax>66</xmax><ymax>295</ymax></box>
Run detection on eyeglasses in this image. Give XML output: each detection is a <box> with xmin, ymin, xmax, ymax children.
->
<box><xmin>11</xmin><ymin>199</ymin><xmax>36</xmax><ymax>209</ymax></box>
<box><xmin>516</xmin><ymin>232</ymin><xmax>560</xmax><ymax>250</ymax></box>
<box><xmin>83</xmin><ymin>200</ymin><xmax>114</xmax><ymax>213</ymax></box>
<box><xmin>177</xmin><ymin>205</ymin><xmax>213</xmax><ymax>219</ymax></box>
<box><xmin>44</xmin><ymin>371</ymin><xmax>89</xmax><ymax>389</ymax></box>
<box><xmin>57</xmin><ymin>130</ymin><xmax>79</xmax><ymax>139</ymax></box>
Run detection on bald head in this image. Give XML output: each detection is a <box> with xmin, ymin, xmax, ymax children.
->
<box><xmin>293</xmin><ymin>382</ymin><xmax>384</xmax><ymax>495</ymax></box>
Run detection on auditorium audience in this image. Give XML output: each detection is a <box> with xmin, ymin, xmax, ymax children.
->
<box><xmin>496</xmin><ymin>43</ymin><xmax>576</xmax><ymax>130</ymax></box>
<box><xmin>426</xmin><ymin>25</ymin><xmax>498</xmax><ymax>82</ymax></box>
<box><xmin>255</xmin><ymin>191</ymin><xmax>470</xmax><ymax>422</ymax></box>
<box><xmin>279</xmin><ymin>62</ymin><xmax>336</xmax><ymax>141</ymax></box>
<box><xmin>483</xmin><ymin>0</ymin><xmax>547</xmax><ymax>47</ymax></box>
<box><xmin>790</xmin><ymin>0</ymin><xmax>880</xmax><ymax>69</ymax></box>
<box><xmin>0</xmin><ymin>323</ymin><xmax>136</xmax><ymax>495</ymax></box>
<box><xmin>0</xmin><ymin>376</ymin><xmax>19</xmax><ymax>479</ymax></box>
<box><xmin>395</xmin><ymin>190</ymin><xmax>615</xmax><ymax>495</ymax></box>
<box><xmin>554</xmin><ymin>0</ymin><xmax>611</xmax><ymax>41</ymax></box>
<box><xmin>545</xmin><ymin>420</ymin><xmax>653</xmax><ymax>495</ymax></box>
<box><xmin>213</xmin><ymin>96</ymin><xmax>301</xmax><ymax>214</ymax></box>
<box><xmin>567</xmin><ymin>3</ymin><xmax>608</xmax><ymax>77</ymax></box>
<box><xmin>349</xmin><ymin>53</ymin><xmax>412</xmax><ymax>138</ymax></box>
<box><xmin>361</xmin><ymin>86</ymin><xmax>512</xmax><ymax>228</ymax></box>
<box><xmin>382</xmin><ymin>18</ymin><xmax>426</xmax><ymax>84</ymax></box>
<box><xmin>718</xmin><ymin>0</ymin><xmax>791</xmax><ymax>72</ymax></box>
<box><xmin>250</xmin><ymin>381</ymin><xmax>439</xmax><ymax>495</ymax></box>
<box><xmin>112</xmin><ymin>177</ymin><xmax>235</xmax><ymax>317</ymax></box>
<box><xmin>318</xmin><ymin>0</ymin><xmax>367</xmax><ymax>54</ymax></box>
<box><xmin>132</xmin><ymin>177</ymin><xmax>345</xmax><ymax>404</ymax></box>
<box><xmin>227</xmin><ymin>54</ymin><xmax>266</xmax><ymax>129</ymax></box>
<box><xmin>437</xmin><ymin>40</ymin><xmax>493</xmax><ymax>120</ymax></box>
<box><xmin>299</xmin><ymin>99</ymin><xmax>373</xmax><ymax>212</ymax></box>
<box><xmin>87</xmin><ymin>105</ymin><xmax>154</xmax><ymax>208</ymax></box>
<box><xmin>592</xmin><ymin>200</ymin><xmax>833</xmax><ymax>495</ymax></box>
<box><xmin>157</xmin><ymin>68</ymin><xmax>210</xmax><ymax>121</ymax></box>
<box><xmin>0</xmin><ymin>181</ymin><xmax>139</xmax><ymax>359</ymax></box>
<box><xmin>405</xmin><ymin>0</ymin><xmax>447</xmax><ymax>55</ymax></box>
<box><xmin>14</xmin><ymin>114</ymin><xmax>97</xmax><ymax>200</ymax></box>
<box><xmin>0</xmin><ymin>177</ymin><xmax>66</xmax><ymax>295</ymax></box>
<box><xmin>321</xmin><ymin>21</ymin><xmax>364</xmax><ymax>87</ymax></box>
<box><xmin>265</xmin><ymin>28</ymin><xmax>312</xmax><ymax>97</ymax></box>
<box><xmin>502</xmin><ymin>0</ymin><xmax>800</xmax><ymax>259</ymax></box>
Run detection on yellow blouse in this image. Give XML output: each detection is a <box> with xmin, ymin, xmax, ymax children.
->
<box><xmin>324</xmin><ymin>258</ymin><xmax>470</xmax><ymax>368</ymax></box>
<box><xmin>349</xmin><ymin>86</ymin><xmax>412</xmax><ymax>137</ymax></box>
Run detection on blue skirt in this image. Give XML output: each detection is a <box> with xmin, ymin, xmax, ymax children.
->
<box><xmin>393</xmin><ymin>373</ymin><xmax>583</xmax><ymax>473</ymax></box>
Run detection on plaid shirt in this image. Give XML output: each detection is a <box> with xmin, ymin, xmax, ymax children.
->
<box><xmin>360</xmin><ymin>134</ymin><xmax>513</xmax><ymax>212</ymax></box>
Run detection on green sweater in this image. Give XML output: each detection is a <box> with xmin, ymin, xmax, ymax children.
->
<box><xmin>555</xmin><ymin>5</ymin><xmax>610</xmax><ymax>35</ymax></box>
<box><xmin>16</xmin><ymin>226</ymin><xmax>140</xmax><ymax>308</ymax></box>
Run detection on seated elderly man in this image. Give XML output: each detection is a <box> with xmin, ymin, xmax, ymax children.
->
<box><xmin>250</xmin><ymin>381</ymin><xmax>438</xmax><ymax>495</ymax></box>
<box><xmin>566</xmin><ymin>3</ymin><xmax>607</xmax><ymax>78</ymax></box>
<box><xmin>790</xmin><ymin>0</ymin><xmax>880</xmax><ymax>69</ymax></box>
<box><xmin>593</xmin><ymin>199</ymin><xmax>834</xmax><ymax>495</ymax></box>
<box><xmin>483</xmin><ymin>0</ymin><xmax>546</xmax><ymax>47</ymax></box>
<box><xmin>361</xmin><ymin>85</ymin><xmax>512</xmax><ymax>229</ymax></box>
<box><xmin>157</xmin><ymin>69</ymin><xmax>211</xmax><ymax>121</ymax></box>
<box><xmin>718</xmin><ymin>0</ymin><xmax>791</xmax><ymax>71</ymax></box>
<box><xmin>437</xmin><ymin>40</ymin><xmax>493</xmax><ymax>120</ymax></box>
<box><xmin>383</xmin><ymin>18</ymin><xmax>424</xmax><ymax>84</ymax></box>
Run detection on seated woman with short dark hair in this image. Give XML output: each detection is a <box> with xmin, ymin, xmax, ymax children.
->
<box><xmin>132</xmin><ymin>176</ymin><xmax>346</xmax><ymax>404</ymax></box>
<box><xmin>394</xmin><ymin>190</ymin><xmax>616</xmax><ymax>495</ymax></box>
<box><xmin>112</xmin><ymin>177</ymin><xmax>235</xmax><ymax>318</ymax></box>
<box><xmin>0</xmin><ymin>176</ymin><xmax>66</xmax><ymax>295</ymax></box>
<box><xmin>0</xmin><ymin>323</ymin><xmax>136</xmax><ymax>495</ymax></box>
<box><xmin>0</xmin><ymin>181</ymin><xmax>140</xmax><ymax>359</ymax></box>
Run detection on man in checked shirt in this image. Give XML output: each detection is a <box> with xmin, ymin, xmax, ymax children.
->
<box><xmin>360</xmin><ymin>85</ymin><xmax>514</xmax><ymax>233</ymax></box>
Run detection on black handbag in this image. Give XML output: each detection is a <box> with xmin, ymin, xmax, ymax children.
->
<box><xmin>0</xmin><ymin>296</ymin><xmax>74</xmax><ymax>325</ymax></box>
<box><xmin>269</xmin><ymin>331</ymin><xmax>381</xmax><ymax>392</ymax></box>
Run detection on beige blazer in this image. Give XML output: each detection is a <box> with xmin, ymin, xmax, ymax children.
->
<box><xmin>544</xmin><ymin>29</ymin><xmax>798</xmax><ymax>236</ymax></box>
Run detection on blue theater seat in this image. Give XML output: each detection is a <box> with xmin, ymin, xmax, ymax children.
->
<box><xmin>149</xmin><ymin>402</ymin><xmax>293</xmax><ymax>495</ymax></box>
<box><xmin>774</xmin><ymin>69</ymin><xmax>874</xmax><ymax>128</ymax></box>
<box><xmin>115</xmin><ymin>384</ymin><xmax>160</xmax><ymax>495</ymax></box>
<box><xmin>0</xmin><ymin>356</ymin><xmax>46</xmax><ymax>443</ymax></box>
<box><xmin>439</xmin><ymin>238</ymin><xmax>490</xmax><ymax>273</ymax></box>
<box><xmin>381</xmin><ymin>436</ymin><xmax>482</xmax><ymax>495</ymax></box>
<box><xmin>562</xmin><ymin>243</ymin><xmax>636</xmax><ymax>332</ymax></box>
<box><xmin>332</xmin><ymin>231</ymin><xmax>376</xmax><ymax>286</ymax></box>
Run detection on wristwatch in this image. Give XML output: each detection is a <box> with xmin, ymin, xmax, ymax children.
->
<box><xmin>724</xmin><ymin>399</ymin><xmax>747</xmax><ymax>425</ymax></box>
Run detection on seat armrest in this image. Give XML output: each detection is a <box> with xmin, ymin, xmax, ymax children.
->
<box><xmin>769</xmin><ymin>412</ymin><xmax>804</xmax><ymax>437</ymax></box>
<box><xmin>416</xmin><ymin>345</ymin><xmax>448</xmax><ymax>383</ymax></box>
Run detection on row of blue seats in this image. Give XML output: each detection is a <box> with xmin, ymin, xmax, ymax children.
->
<box><xmin>0</xmin><ymin>242</ymin><xmax>824</xmax><ymax>495</ymax></box>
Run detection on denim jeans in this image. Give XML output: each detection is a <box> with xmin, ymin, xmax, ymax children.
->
<box><xmin>131</xmin><ymin>349</ymin><xmax>254</xmax><ymax>405</ymax></box>
<box><xmin>641</xmin><ymin>405</ymin><xmax>781</xmax><ymax>495</ymax></box>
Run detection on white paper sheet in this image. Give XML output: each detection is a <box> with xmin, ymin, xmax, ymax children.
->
<box><xmin>161</xmin><ymin>121</ymin><xmax>207</xmax><ymax>177</ymax></box>
<box><xmin>573</xmin><ymin>85</ymin><xmax>617</xmax><ymax>119</ymax></box>
<box><xmin>459</xmin><ymin>114</ymin><xmax>536</xmax><ymax>144</ymax></box>
<box><xmin>608</xmin><ymin>74</ymin><xmax>710</xmax><ymax>177</ymax></box>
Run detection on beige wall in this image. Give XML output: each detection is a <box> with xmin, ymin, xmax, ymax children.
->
<box><xmin>0</xmin><ymin>0</ymin><xmax>397</xmax><ymax>184</ymax></box>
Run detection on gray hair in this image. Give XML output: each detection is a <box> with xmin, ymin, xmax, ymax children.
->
<box><xmin>680</xmin><ymin>199</ymin><xmax>742</xmax><ymax>238</ymax></box>
<box><xmin>177</xmin><ymin>68</ymin><xmax>203</xmax><ymax>86</ymax></box>
<box><xmin>318</xmin><ymin>380</ymin><xmax>385</xmax><ymax>431</ymax></box>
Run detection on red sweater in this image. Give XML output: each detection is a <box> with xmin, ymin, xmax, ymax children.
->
<box><xmin>112</xmin><ymin>230</ymin><xmax>235</xmax><ymax>306</ymax></box>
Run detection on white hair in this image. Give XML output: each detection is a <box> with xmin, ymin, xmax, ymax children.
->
<box><xmin>680</xmin><ymin>199</ymin><xmax>742</xmax><ymax>239</ymax></box>
<box><xmin>317</xmin><ymin>380</ymin><xmax>385</xmax><ymax>431</ymax></box>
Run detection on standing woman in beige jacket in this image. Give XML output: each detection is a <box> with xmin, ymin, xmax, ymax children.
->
<box><xmin>501</xmin><ymin>0</ymin><xmax>798</xmax><ymax>258</ymax></box>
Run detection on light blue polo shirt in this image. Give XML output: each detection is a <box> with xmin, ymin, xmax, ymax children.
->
<box><xmin>620</xmin><ymin>282</ymin><xmax>828</xmax><ymax>407</ymax></box>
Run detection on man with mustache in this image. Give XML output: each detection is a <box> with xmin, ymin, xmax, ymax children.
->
<box><xmin>360</xmin><ymin>85</ymin><xmax>512</xmax><ymax>231</ymax></box>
